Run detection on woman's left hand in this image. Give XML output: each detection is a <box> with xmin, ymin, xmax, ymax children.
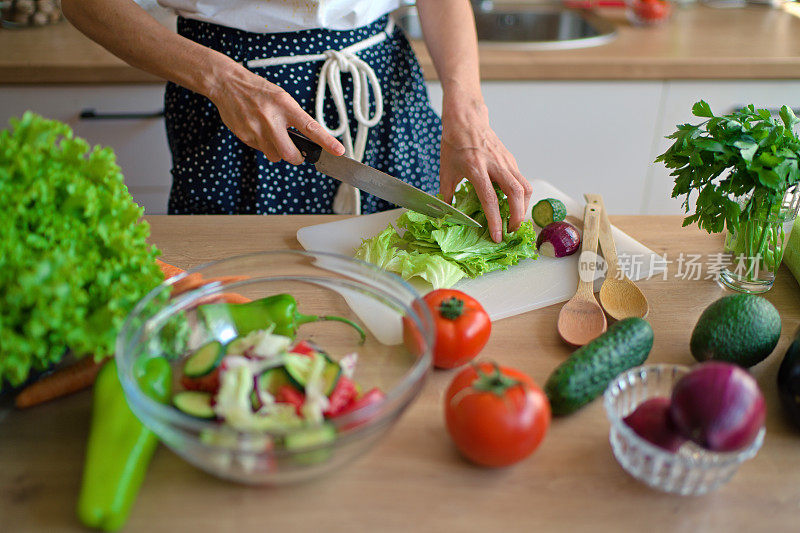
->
<box><xmin>439</xmin><ymin>92</ymin><xmax>532</xmax><ymax>243</ymax></box>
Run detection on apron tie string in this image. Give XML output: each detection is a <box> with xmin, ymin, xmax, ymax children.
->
<box><xmin>246</xmin><ymin>18</ymin><xmax>395</xmax><ymax>215</ymax></box>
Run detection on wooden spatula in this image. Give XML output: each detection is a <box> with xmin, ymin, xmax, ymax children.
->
<box><xmin>584</xmin><ymin>194</ymin><xmax>649</xmax><ymax>320</ymax></box>
<box><xmin>557</xmin><ymin>203</ymin><xmax>607</xmax><ymax>346</ymax></box>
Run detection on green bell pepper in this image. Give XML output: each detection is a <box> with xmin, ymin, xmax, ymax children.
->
<box><xmin>77</xmin><ymin>357</ymin><xmax>171</xmax><ymax>531</ymax></box>
<box><xmin>198</xmin><ymin>293</ymin><xmax>365</xmax><ymax>342</ymax></box>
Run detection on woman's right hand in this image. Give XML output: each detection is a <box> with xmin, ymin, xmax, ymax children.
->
<box><xmin>209</xmin><ymin>64</ymin><xmax>345</xmax><ymax>164</ymax></box>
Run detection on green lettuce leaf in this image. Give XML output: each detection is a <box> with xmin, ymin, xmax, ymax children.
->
<box><xmin>354</xmin><ymin>182</ymin><xmax>538</xmax><ymax>288</ymax></box>
<box><xmin>0</xmin><ymin>113</ymin><xmax>163</xmax><ymax>389</ymax></box>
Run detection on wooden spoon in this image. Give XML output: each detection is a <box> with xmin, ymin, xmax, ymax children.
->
<box><xmin>557</xmin><ymin>203</ymin><xmax>607</xmax><ymax>346</ymax></box>
<box><xmin>585</xmin><ymin>194</ymin><xmax>650</xmax><ymax>320</ymax></box>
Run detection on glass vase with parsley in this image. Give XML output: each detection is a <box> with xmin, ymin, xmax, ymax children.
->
<box><xmin>657</xmin><ymin>101</ymin><xmax>800</xmax><ymax>293</ymax></box>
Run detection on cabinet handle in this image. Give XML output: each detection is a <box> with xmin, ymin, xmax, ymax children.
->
<box><xmin>79</xmin><ymin>108</ymin><xmax>164</xmax><ymax>120</ymax></box>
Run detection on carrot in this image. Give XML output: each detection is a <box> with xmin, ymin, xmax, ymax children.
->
<box><xmin>171</xmin><ymin>274</ymin><xmax>250</xmax><ymax>297</ymax></box>
<box><xmin>15</xmin><ymin>357</ymin><xmax>106</xmax><ymax>409</ymax></box>
<box><xmin>192</xmin><ymin>292</ymin><xmax>253</xmax><ymax>307</ymax></box>
<box><xmin>156</xmin><ymin>258</ymin><xmax>185</xmax><ymax>279</ymax></box>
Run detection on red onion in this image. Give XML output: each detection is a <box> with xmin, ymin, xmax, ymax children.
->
<box><xmin>623</xmin><ymin>397</ymin><xmax>686</xmax><ymax>452</ymax></box>
<box><xmin>536</xmin><ymin>221</ymin><xmax>581</xmax><ymax>258</ymax></box>
<box><xmin>669</xmin><ymin>362</ymin><xmax>765</xmax><ymax>452</ymax></box>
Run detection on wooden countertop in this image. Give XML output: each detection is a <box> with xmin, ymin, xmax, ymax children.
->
<box><xmin>2</xmin><ymin>5</ymin><xmax>800</xmax><ymax>83</ymax></box>
<box><xmin>2</xmin><ymin>215</ymin><xmax>800</xmax><ymax>532</ymax></box>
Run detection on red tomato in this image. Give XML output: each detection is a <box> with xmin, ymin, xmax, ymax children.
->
<box><xmin>445</xmin><ymin>362</ymin><xmax>550</xmax><ymax>467</ymax></box>
<box><xmin>180</xmin><ymin>367</ymin><xmax>220</xmax><ymax>394</ymax></box>
<box><xmin>423</xmin><ymin>289</ymin><xmax>491</xmax><ymax>369</ymax></box>
<box><xmin>633</xmin><ymin>0</ymin><xmax>670</xmax><ymax>21</ymax></box>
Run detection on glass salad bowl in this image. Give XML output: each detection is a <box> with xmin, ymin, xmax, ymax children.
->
<box><xmin>604</xmin><ymin>364</ymin><xmax>764</xmax><ymax>496</ymax></box>
<box><xmin>116</xmin><ymin>251</ymin><xmax>434</xmax><ymax>485</ymax></box>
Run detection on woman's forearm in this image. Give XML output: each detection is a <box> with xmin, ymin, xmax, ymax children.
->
<box><xmin>414</xmin><ymin>0</ymin><xmax>484</xmax><ymax>112</ymax></box>
<box><xmin>61</xmin><ymin>0</ymin><xmax>237</xmax><ymax>101</ymax></box>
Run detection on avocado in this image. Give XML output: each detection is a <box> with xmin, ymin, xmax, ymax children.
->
<box><xmin>690</xmin><ymin>294</ymin><xmax>781</xmax><ymax>368</ymax></box>
<box><xmin>545</xmin><ymin>317</ymin><xmax>654</xmax><ymax>416</ymax></box>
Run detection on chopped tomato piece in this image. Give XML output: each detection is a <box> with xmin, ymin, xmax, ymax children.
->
<box><xmin>334</xmin><ymin>388</ymin><xmax>386</xmax><ymax>418</ymax></box>
<box><xmin>180</xmin><ymin>367</ymin><xmax>221</xmax><ymax>394</ymax></box>
<box><xmin>275</xmin><ymin>384</ymin><xmax>305</xmax><ymax>416</ymax></box>
<box><xmin>290</xmin><ymin>340</ymin><xmax>317</xmax><ymax>356</ymax></box>
<box><xmin>324</xmin><ymin>376</ymin><xmax>358</xmax><ymax>417</ymax></box>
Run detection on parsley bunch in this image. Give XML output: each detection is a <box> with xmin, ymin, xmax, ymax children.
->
<box><xmin>656</xmin><ymin>100</ymin><xmax>800</xmax><ymax>234</ymax></box>
<box><xmin>0</xmin><ymin>113</ymin><xmax>163</xmax><ymax>389</ymax></box>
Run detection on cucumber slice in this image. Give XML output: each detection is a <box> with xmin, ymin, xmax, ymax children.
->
<box><xmin>532</xmin><ymin>198</ymin><xmax>567</xmax><ymax>227</ymax></box>
<box><xmin>183</xmin><ymin>341</ymin><xmax>224</xmax><ymax>378</ymax></box>
<box><xmin>285</xmin><ymin>423</ymin><xmax>337</xmax><ymax>465</ymax></box>
<box><xmin>174</xmin><ymin>391</ymin><xmax>215</xmax><ymax>419</ymax></box>
<box><xmin>251</xmin><ymin>367</ymin><xmax>294</xmax><ymax>408</ymax></box>
<box><xmin>284</xmin><ymin>353</ymin><xmax>341</xmax><ymax>395</ymax></box>
<box><xmin>284</xmin><ymin>353</ymin><xmax>314</xmax><ymax>388</ymax></box>
<box><xmin>321</xmin><ymin>358</ymin><xmax>341</xmax><ymax>396</ymax></box>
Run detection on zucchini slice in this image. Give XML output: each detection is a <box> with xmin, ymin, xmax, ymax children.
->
<box><xmin>285</xmin><ymin>423</ymin><xmax>337</xmax><ymax>465</ymax></box>
<box><xmin>532</xmin><ymin>198</ymin><xmax>567</xmax><ymax>228</ymax></box>
<box><xmin>183</xmin><ymin>341</ymin><xmax>224</xmax><ymax>378</ymax></box>
<box><xmin>284</xmin><ymin>353</ymin><xmax>341</xmax><ymax>395</ymax></box>
<box><xmin>174</xmin><ymin>391</ymin><xmax>215</xmax><ymax>419</ymax></box>
<box><xmin>251</xmin><ymin>367</ymin><xmax>294</xmax><ymax>409</ymax></box>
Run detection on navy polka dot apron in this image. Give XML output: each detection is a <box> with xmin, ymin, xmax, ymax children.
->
<box><xmin>164</xmin><ymin>14</ymin><xmax>442</xmax><ymax>215</ymax></box>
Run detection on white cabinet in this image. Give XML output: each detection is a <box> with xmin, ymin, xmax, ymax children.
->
<box><xmin>0</xmin><ymin>84</ymin><xmax>172</xmax><ymax>214</ymax></box>
<box><xmin>644</xmin><ymin>80</ymin><xmax>800</xmax><ymax>215</ymax></box>
<box><xmin>426</xmin><ymin>81</ymin><xmax>664</xmax><ymax>215</ymax></box>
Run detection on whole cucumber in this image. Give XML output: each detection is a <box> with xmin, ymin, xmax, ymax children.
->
<box><xmin>545</xmin><ymin>318</ymin><xmax>654</xmax><ymax>416</ymax></box>
<box><xmin>777</xmin><ymin>327</ymin><xmax>800</xmax><ymax>429</ymax></box>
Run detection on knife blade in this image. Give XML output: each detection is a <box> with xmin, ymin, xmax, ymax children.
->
<box><xmin>288</xmin><ymin>130</ymin><xmax>482</xmax><ymax>228</ymax></box>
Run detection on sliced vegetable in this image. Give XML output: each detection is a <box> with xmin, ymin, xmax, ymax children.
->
<box><xmin>284</xmin><ymin>352</ymin><xmax>340</xmax><ymax>395</ymax></box>
<box><xmin>445</xmin><ymin>362</ymin><xmax>550</xmax><ymax>467</ymax></box>
<box><xmin>183</xmin><ymin>341</ymin><xmax>224</xmax><ymax>378</ymax></box>
<box><xmin>422</xmin><ymin>289</ymin><xmax>491</xmax><ymax>369</ymax></box>
<box><xmin>325</xmin><ymin>375</ymin><xmax>358</xmax><ymax>417</ymax></box>
<box><xmin>335</xmin><ymin>388</ymin><xmax>386</xmax><ymax>418</ymax></box>
<box><xmin>275</xmin><ymin>384</ymin><xmax>305</xmax><ymax>416</ymax></box>
<box><xmin>77</xmin><ymin>357</ymin><xmax>172</xmax><ymax>531</ymax></box>
<box><xmin>532</xmin><ymin>198</ymin><xmax>567</xmax><ymax>227</ymax></box>
<box><xmin>545</xmin><ymin>318</ymin><xmax>653</xmax><ymax>416</ymax></box>
<box><xmin>174</xmin><ymin>390</ymin><xmax>216</xmax><ymax>419</ymax></box>
<box><xmin>669</xmin><ymin>362</ymin><xmax>765</xmax><ymax>452</ymax></box>
<box><xmin>180</xmin><ymin>367</ymin><xmax>221</xmax><ymax>394</ymax></box>
<box><xmin>623</xmin><ymin>397</ymin><xmax>685</xmax><ymax>453</ymax></box>
<box><xmin>536</xmin><ymin>221</ymin><xmax>581</xmax><ymax>258</ymax></box>
<box><xmin>285</xmin><ymin>423</ymin><xmax>337</xmax><ymax>465</ymax></box>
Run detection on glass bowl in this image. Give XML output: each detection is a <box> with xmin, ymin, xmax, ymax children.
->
<box><xmin>116</xmin><ymin>251</ymin><xmax>434</xmax><ymax>485</ymax></box>
<box><xmin>604</xmin><ymin>364</ymin><xmax>765</xmax><ymax>496</ymax></box>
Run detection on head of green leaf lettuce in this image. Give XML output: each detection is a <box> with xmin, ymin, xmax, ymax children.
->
<box><xmin>354</xmin><ymin>182</ymin><xmax>538</xmax><ymax>289</ymax></box>
<box><xmin>0</xmin><ymin>113</ymin><xmax>165</xmax><ymax>389</ymax></box>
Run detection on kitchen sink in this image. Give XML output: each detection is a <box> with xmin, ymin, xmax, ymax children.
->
<box><xmin>394</xmin><ymin>3</ymin><xmax>616</xmax><ymax>50</ymax></box>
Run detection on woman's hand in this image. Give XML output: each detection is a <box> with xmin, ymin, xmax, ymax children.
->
<box><xmin>209</xmin><ymin>63</ymin><xmax>345</xmax><ymax>164</ymax></box>
<box><xmin>439</xmin><ymin>91</ymin><xmax>532</xmax><ymax>243</ymax></box>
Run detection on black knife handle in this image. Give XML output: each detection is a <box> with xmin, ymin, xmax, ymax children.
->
<box><xmin>288</xmin><ymin>130</ymin><xmax>323</xmax><ymax>164</ymax></box>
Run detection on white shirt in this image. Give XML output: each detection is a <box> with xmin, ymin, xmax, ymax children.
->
<box><xmin>155</xmin><ymin>0</ymin><xmax>404</xmax><ymax>33</ymax></box>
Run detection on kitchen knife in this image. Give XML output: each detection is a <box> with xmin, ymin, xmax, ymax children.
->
<box><xmin>288</xmin><ymin>130</ymin><xmax>482</xmax><ymax>228</ymax></box>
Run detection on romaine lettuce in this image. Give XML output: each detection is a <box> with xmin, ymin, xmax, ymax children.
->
<box><xmin>354</xmin><ymin>182</ymin><xmax>538</xmax><ymax>289</ymax></box>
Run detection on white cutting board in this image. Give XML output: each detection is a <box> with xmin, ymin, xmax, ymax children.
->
<box><xmin>297</xmin><ymin>179</ymin><xmax>665</xmax><ymax>322</ymax></box>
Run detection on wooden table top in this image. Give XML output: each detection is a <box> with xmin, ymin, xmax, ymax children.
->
<box><xmin>2</xmin><ymin>214</ymin><xmax>800</xmax><ymax>532</ymax></box>
<box><xmin>3</xmin><ymin>5</ymin><xmax>800</xmax><ymax>83</ymax></box>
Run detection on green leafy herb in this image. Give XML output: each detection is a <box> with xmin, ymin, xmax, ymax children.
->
<box><xmin>0</xmin><ymin>113</ymin><xmax>163</xmax><ymax>389</ymax></box>
<box><xmin>656</xmin><ymin>100</ymin><xmax>800</xmax><ymax>235</ymax></box>
<box><xmin>354</xmin><ymin>182</ymin><xmax>538</xmax><ymax>289</ymax></box>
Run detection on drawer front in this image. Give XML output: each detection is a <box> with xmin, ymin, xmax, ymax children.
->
<box><xmin>426</xmin><ymin>80</ymin><xmax>663</xmax><ymax>215</ymax></box>
<box><xmin>1</xmin><ymin>84</ymin><xmax>171</xmax><ymax>214</ymax></box>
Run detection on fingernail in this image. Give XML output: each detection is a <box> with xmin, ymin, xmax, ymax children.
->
<box><xmin>492</xmin><ymin>230</ymin><xmax>501</xmax><ymax>242</ymax></box>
